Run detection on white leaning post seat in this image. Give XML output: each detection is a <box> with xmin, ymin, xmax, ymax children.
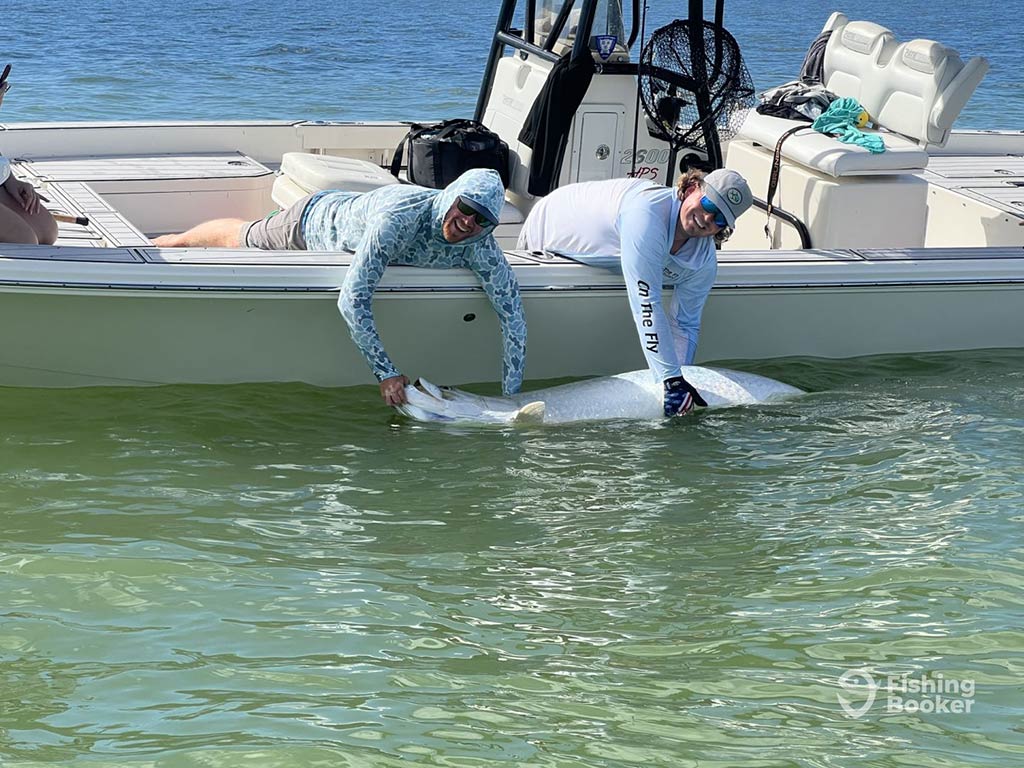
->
<box><xmin>726</xmin><ymin>12</ymin><xmax>988</xmax><ymax>248</ymax></box>
<box><xmin>272</xmin><ymin>152</ymin><xmax>399</xmax><ymax>208</ymax></box>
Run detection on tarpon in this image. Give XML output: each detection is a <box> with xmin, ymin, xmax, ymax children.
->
<box><xmin>397</xmin><ymin>367</ymin><xmax>803</xmax><ymax>425</ymax></box>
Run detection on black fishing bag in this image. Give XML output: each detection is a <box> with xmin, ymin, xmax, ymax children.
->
<box><xmin>390</xmin><ymin>119</ymin><xmax>510</xmax><ymax>189</ymax></box>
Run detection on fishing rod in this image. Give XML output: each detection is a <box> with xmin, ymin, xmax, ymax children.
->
<box><xmin>53</xmin><ymin>213</ymin><xmax>90</xmax><ymax>226</ymax></box>
<box><xmin>37</xmin><ymin>191</ymin><xmax>91</xmax><ymax>226</ymax></box>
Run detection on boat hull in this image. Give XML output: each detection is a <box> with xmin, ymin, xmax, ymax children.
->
<box><xmin>0</xmin><ymin>120</ymin><xmax>1019</xmax><ymax>388</ymax></box>
<box><xmin>0</xmin><ymin>275</ymin><xmax>1020</xmax><ymax>388</ymax></box>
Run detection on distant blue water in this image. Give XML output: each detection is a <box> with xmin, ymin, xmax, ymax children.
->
<box><xmin>1</xmin><ymin>0</ymin><xmax>1021</xmax><ymax>128</ymax></box>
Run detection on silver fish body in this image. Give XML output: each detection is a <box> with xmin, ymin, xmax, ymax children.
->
<box><xmin>397</xmin><ymin>367</ymin><xmax>803</xmax><ymax>425</ymax></box>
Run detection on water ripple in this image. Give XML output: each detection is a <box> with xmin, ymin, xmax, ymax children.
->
<box><xmin>0</xmin><ymin>347</ymin><xmax>1021</xmax><ymax>764</ymax></box>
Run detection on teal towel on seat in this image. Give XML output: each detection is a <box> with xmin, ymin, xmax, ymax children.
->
<box><xmin>812</xmin><ymin>97</ymin><xmax>886</xmax><ymax>153</ymax></box>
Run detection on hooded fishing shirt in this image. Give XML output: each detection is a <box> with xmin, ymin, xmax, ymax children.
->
<box><xmin>303</xmin><ymin>168</ymin><xmax>526</xmax><ymax>394</ymax></box>
<box><xmin>519</xmin><ymin>177</ymin><xmax>716</xmax><ymax>383</ymax></box>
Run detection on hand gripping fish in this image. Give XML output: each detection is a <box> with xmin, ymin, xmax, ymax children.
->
<box><xmin>396</xmin><ymin>367</ymin><xmax>803</xmax><ymax>425</ymax></box>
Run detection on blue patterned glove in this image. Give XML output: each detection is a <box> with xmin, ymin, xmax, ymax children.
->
<box><xmin>663</xmin><ymin>375</ymin><xmax>708</xmax><ymax>416</ymax></box>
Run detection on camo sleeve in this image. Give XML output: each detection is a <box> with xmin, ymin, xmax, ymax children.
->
<box><xmin>472</xmin><ymin>241</ymin><xmax>526</xmax><ymax>395</ymax></box>
<box><xmin>336</xmin><ymin>220</ymin><xmax>405</xmax><ymax>382</ymax></box>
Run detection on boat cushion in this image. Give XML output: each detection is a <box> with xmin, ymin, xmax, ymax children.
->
<box><xmin>280</xmin><ymin>152</ymin><xmax>399</xmax><ymax>194</ymax></box>
<box><xmin>868</xmin><ymin>40</ymin><xmax>988</xmax><ymax>147</ymax></box>
<box><xmin>275</xmin><ymin>151</ymin><xmax>524</xmax><ymax>224</ymax></box>
<box><xmin>737</xmin><ymin>110</ymin><xmax>929</xmax><ymax>177</ymax></box>
<box><xmin>272</xmin><ymin>174</ymin><xmax>316</xmax><ymax>210</ymax></box>
<box><xmin>821</xmin><ymin>20</ymin><xmax>897</xmax><ymax>106</ymax></box>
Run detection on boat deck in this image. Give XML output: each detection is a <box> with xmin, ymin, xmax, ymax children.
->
<box><xmin>0</xmin><ymin>142</ymin><xmax>1018</xmax><ymax>292</ymax></box>
<box><xmin>922</xmin><ymin>154</ymin><xmax>1024</xmax><ymax>218</ymax></box>
<box><xmin>1</xmin><ymin>240</ymin><xmax>1021</xmax><ymax>294</ymax></box>
<box><xmin>4</xmin><ymin>139</ymin><xmax>1020</xmax><ymax>252</ymax></box>
<box><xmin>13</xmin><ymin>153</ymin><xmax>276</xmax><ymax>248</ymax></box>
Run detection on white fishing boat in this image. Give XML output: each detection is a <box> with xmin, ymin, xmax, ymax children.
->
<box><xmin>0</xmin><ymin>0</ymin><xmax>1020</xmax><ymax>388</ymax></box>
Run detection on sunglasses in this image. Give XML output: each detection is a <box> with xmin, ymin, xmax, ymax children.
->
<box><xmin>700</xmin><ymin>195</ymin><xmax>729</xmax><ymax>229</ymax></box>
<box><xmin>455</xmin><ymin>197</ymin><xmax>497</xmax><ymax>228</ymax></box>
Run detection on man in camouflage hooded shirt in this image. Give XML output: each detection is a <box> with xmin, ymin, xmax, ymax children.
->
<box><xmin>156</xmin><ymin>169</ymin><xmax>526</xmax><ymax>406</ymax></box>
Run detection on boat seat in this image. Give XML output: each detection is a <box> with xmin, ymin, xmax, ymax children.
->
<box><xmin>726</xmin><ymin>12</ymin><xmax>987</xmax><ymax>250</ymax></box>
<box><xmin>733</xmin><ymin>13</ymin><xmax>989</xmax><ymax>178</ymax></box>
<box><xmin>832</xmin><ymin>27</ymin><xmax>988</xmax><ymax>149</ymax></box>
<box><xmin>272</xmin><ymin>151</ymin><xmax>524</xmax><ymax>224</ymax></box>
<box><xmin>736</xmin><ymin>113</ymin><xmax>929</xmax><ymax>177</ymax></box>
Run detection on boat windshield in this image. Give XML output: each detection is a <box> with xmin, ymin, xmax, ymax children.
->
<box><xmin>535</xmin><ymin>0</ymin><xmax>627</xmax><ymax>52</ymax></box>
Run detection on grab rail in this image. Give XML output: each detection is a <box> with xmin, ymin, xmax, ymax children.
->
<box><xmin>751</xmin><ymin>196</ymin><xmax>813</xmax><ymax>249</ymax></box>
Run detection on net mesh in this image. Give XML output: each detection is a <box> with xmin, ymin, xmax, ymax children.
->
<box><xmin>639</xmin><ymin>19</ymin><xmax>756</xmax><ymax>153</ymax></box>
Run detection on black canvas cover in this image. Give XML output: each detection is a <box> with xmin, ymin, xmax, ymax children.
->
<box><xmin>518</xmin><ymin>53</ymin><xmax>595</xmax><ymax>196</ymax></box>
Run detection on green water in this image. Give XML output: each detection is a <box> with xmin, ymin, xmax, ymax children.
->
<box><xmin>1</xmin><ymin>351</ymin><xmax>1022</xmax><ymax>767</ymax></box>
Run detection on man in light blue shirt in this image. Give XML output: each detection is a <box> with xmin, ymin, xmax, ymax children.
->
<box><xmin>519</xmin><ymin>168</ymin><xmax>753</xmax><ymax>416</ymax></box>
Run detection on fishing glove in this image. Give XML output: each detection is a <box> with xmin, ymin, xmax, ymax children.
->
<box><xmin>663</xmin><ymin>375</ymin><xmax>708</xmax><ymax>417</ymax></box>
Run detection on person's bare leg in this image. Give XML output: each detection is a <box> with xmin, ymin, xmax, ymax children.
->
<box><xmin>0</xmin><ymin>199</ymin><xmax>39</xmax><ymax>244</ymax></box>
<box><xmin>25</xmin><ymin>204</ymin><xmax>57</xmax><ymax>245</ymax></box>
<box><xmin>0</xmin><ymin>186</ymin><xmax>57</xmax><ymax>244</ymax></box>
<box><xmin>32</xmin><ymin>207</ymin><xmax>58</xmax><ymax>244</ymax></box>
<box><xmin>153</xmin><ymin>218</ymin><xmax>248</xmax><ymax>248</ymax></box>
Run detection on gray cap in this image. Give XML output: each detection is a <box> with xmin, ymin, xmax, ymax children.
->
<box><xmin>702</xmin><ymin>169</ymin><xmax>753</xmax><ymax>228</ymax></box>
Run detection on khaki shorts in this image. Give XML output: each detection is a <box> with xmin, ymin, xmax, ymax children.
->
<box><xmin>240</xmin><ymin>193</ymin><xmax>318</xmax><ymax>250</ymax></box>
